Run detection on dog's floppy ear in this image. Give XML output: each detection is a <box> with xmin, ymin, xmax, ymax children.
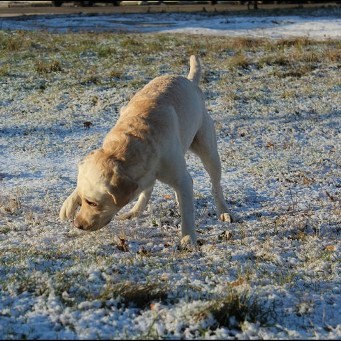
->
<box><xmin>108</xmin><ymin>175</ymin><xmax>138</xmax><ymax>208</ymax></box>
<box><xmin>59</xmin><ymin>188</ymin><xmax>80</xmax><ymax>221</ymax></box>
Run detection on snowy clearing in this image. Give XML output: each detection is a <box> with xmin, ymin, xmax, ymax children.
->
<box><xmin>0</xmin><ymin>8</ymin><xmax>341</xmax><ymax>39</ymax></box>
<box><xmin>0</xmin><ymin>8</ymin><xmax>340</xmax><ymax>340</ymax></box>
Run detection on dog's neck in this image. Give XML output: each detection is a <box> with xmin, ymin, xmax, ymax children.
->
<box><xmin>102</xmin><ymin>128</ymin><xmax>157</xmax><ymax>185</ymax></box>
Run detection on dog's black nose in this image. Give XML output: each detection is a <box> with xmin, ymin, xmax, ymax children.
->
<box><xmin>73</xmin><ymin>220</ymin><xmax>84</xmax><ymax>230</ymax></box>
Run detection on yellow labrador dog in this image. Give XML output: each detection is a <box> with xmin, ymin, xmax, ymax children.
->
<box><xmin>60</xmin><ymin>56</ymin><xmax>231</xmax><ymax>244</ymax></box>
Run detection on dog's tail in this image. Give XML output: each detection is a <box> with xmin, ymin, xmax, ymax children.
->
<box><xmin>187</xmin><ymin>55</ymin><xmax>201</xmax><ymax>85</ymax></box>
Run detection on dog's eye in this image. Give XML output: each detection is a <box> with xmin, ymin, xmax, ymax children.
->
<box><xmin>85</xmin><ymin>199</ymin><xmax>98</xmax><ymax>207</ymax></box>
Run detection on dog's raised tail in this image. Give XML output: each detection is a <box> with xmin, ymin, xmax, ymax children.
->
<box><xmin>187</xmin><ymin>55</ymin><xmax>201</xmax><ymax>85</ymax></box>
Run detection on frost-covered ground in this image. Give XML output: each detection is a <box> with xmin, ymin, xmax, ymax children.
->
<box><xmin>0</xmin><ymin>8</ymin><xmax>340</xmax><ymax>340</ymax></box>
<box><xmin>0</xmin><ymin>7</ymin><xmax>341</xmax><ymax>39</ymax></box>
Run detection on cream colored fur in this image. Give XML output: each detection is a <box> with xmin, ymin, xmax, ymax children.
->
<box><xmin>59</xmin><ymin>55</ymin><xmax>231</xmax><ymax>243</ymax></box>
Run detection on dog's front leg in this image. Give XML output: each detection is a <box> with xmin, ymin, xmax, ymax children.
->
<box><xmin>172</xmin><ymin>171</ymin><xmax>197</xmax><ymax>244</ymax></box>
<box><xmin>118</xmin><ymin>185</ymin><xmax>154</xmax><ymax>220</ymax></box>
<box><xmin>59</xmin><ymin>188</ymin><xmax>80</xmax><ymax>221</ymax></box>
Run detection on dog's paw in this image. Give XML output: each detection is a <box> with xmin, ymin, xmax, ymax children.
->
<box><xmin>180</xmin><ymin>235</ymin><xmax>192</xmax><ymax>247</ymax></box>
<box><xmin>117</xmin><ymin>211</ymin><xmax>139</xmax><ymax>220</ymax></box>
<box><xmin>180</xmin><ymin>234</ymin><xmax>197</xmax><ymax>249</ymax></box>
<box><xmin>219</xmin><ymin>212</ymin><xmax>232</xmax><ymax>223</ymax></box>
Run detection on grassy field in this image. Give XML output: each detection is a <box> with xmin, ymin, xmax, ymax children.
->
<box><xmin>0</xmin><ymin>30</ymin><xmax>340</xmax><ymax>339</ymax></box>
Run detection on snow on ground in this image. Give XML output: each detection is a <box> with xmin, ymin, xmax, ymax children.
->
<box><xmin>0</xmin><ymin>7</ymin><xmax>340</xmax><ymax>340</ymax></box>
<box><xmin>0</xmin><ymin>8</ymin><xmax>340</xmax><ymax>39</ymax></box>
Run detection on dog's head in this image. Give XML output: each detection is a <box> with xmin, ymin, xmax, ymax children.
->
<box><xmin>73</xmin><ymin>149</ymin><xmax>138</xmax><ymax>231</ymax></box>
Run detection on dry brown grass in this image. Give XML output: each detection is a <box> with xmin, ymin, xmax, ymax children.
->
<box><xmin>100</xmin><ymin>281</ymin><xmax>169</xmax><ymax>308</ymax></box>
<box><xmin>228</xmin><ymin>52</ymin><xmax>251</xmax><ymax>69</ymax></box>
<box><xmin>109</xmin><ymin>68</ymin><xmax>124</xmax><ymax>79</ymax></box>
<box><xmin>35</xmin><ymin>59</ymin><xmax>63</xmax><ymax>74</ymax></box>
<box><xmin>194</xmin><ymin>289</ymin><xmax>271</xmax><ymax>330</ymax></box>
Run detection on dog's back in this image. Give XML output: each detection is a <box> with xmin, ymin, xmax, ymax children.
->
<box><xmin>115</xmin><ymin>56</ymin><xmax>205</xmax><ymax>152</ymax></box>
<box><xmin>129</xmin><ymin>55</ymin><xmax>202</xmax><ymax>106</ymax></box>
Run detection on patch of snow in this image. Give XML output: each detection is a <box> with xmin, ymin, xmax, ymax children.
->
<box><xmin>0</xmin><ymin>12</ymin><xmax>340</xmax><ymax>39</ymax></box>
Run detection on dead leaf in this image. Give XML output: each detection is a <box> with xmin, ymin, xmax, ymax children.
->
<box><xmin>326</xmin><ymin>191</ymin><xmax>337</xmax><ymax>202</ymax></box>
<box><xmin>138</xmin><ymin>246</ymin><xmax>150</xmax><ymax>256</ymax></box>
<box><xmin>83</xmin><ymin>121</ymin><xmax>93</xmax><ymax>129</ymax></box>
<box><xmin>160</xmin><ymin>273</ymin><xmax>169</xmax><ymax>281</ymax></box>
<box><xmin>218</xmin><ymin>231</ymin><xmax>232</xmax><ymax>241</ymax></box>
<box><xmin>112</xmin><ymin>235</ymin><xmax>129</xmax><ymax>252</ymax></box>
<box><xmin>231</xmin><ymin>277</ymin><xmax>245</xmax><ymax>287</ymax></box>
<box><xmin>325</xmin><ymin>245</ymin><xmax>335</xmax><ymax>252</ymax></box>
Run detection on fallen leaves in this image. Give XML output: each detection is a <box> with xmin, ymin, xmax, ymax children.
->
<box><xmin>83</xmin><ymin>121</ymin><xmax>93</xmax><ymax>129</ymax></box>
<box><xmin>325</xmin><ymin>245</ymin><xmax>335</xmax><ymax>252</ymax></box>
<box><xmin>231</xmin><ymin>277</ymin><xmax>246</xmax><ymax>287</ymax></box>
<box><xmin>112</xmin><ymin>235</ymin><xmax>129</xmax><ymax>252</ymax></box>
<box><xmin>218</xmin><ymin>231</ymin><xmax>233</xmax><ymax>241</ymax></box>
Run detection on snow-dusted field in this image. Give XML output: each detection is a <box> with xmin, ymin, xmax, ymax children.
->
<box><xmin>1</xmin><ymin>8</ymin><xmax>341</xmax><ymax>39</ymax></box>
<box><xmin>0</xmin><ymin>8</ymin><xmax>340</xmax><ymax>340</ymax></box>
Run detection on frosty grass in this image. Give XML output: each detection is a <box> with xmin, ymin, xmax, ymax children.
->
<box><xmin>0</xmin><ymin>9</ymin><xmax>340</xmax><ymax>340</ymax></box>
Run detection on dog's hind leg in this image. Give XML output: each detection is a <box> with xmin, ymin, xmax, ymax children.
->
<box><xmin>190</xmin><ymin>115</ymin><xmax>232</xmax><ymax>222</ymax></box>
<box><xmin>118</xmin><ymin>185</ymin><xmax>154</xmax><ymax>220</ymax></box>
